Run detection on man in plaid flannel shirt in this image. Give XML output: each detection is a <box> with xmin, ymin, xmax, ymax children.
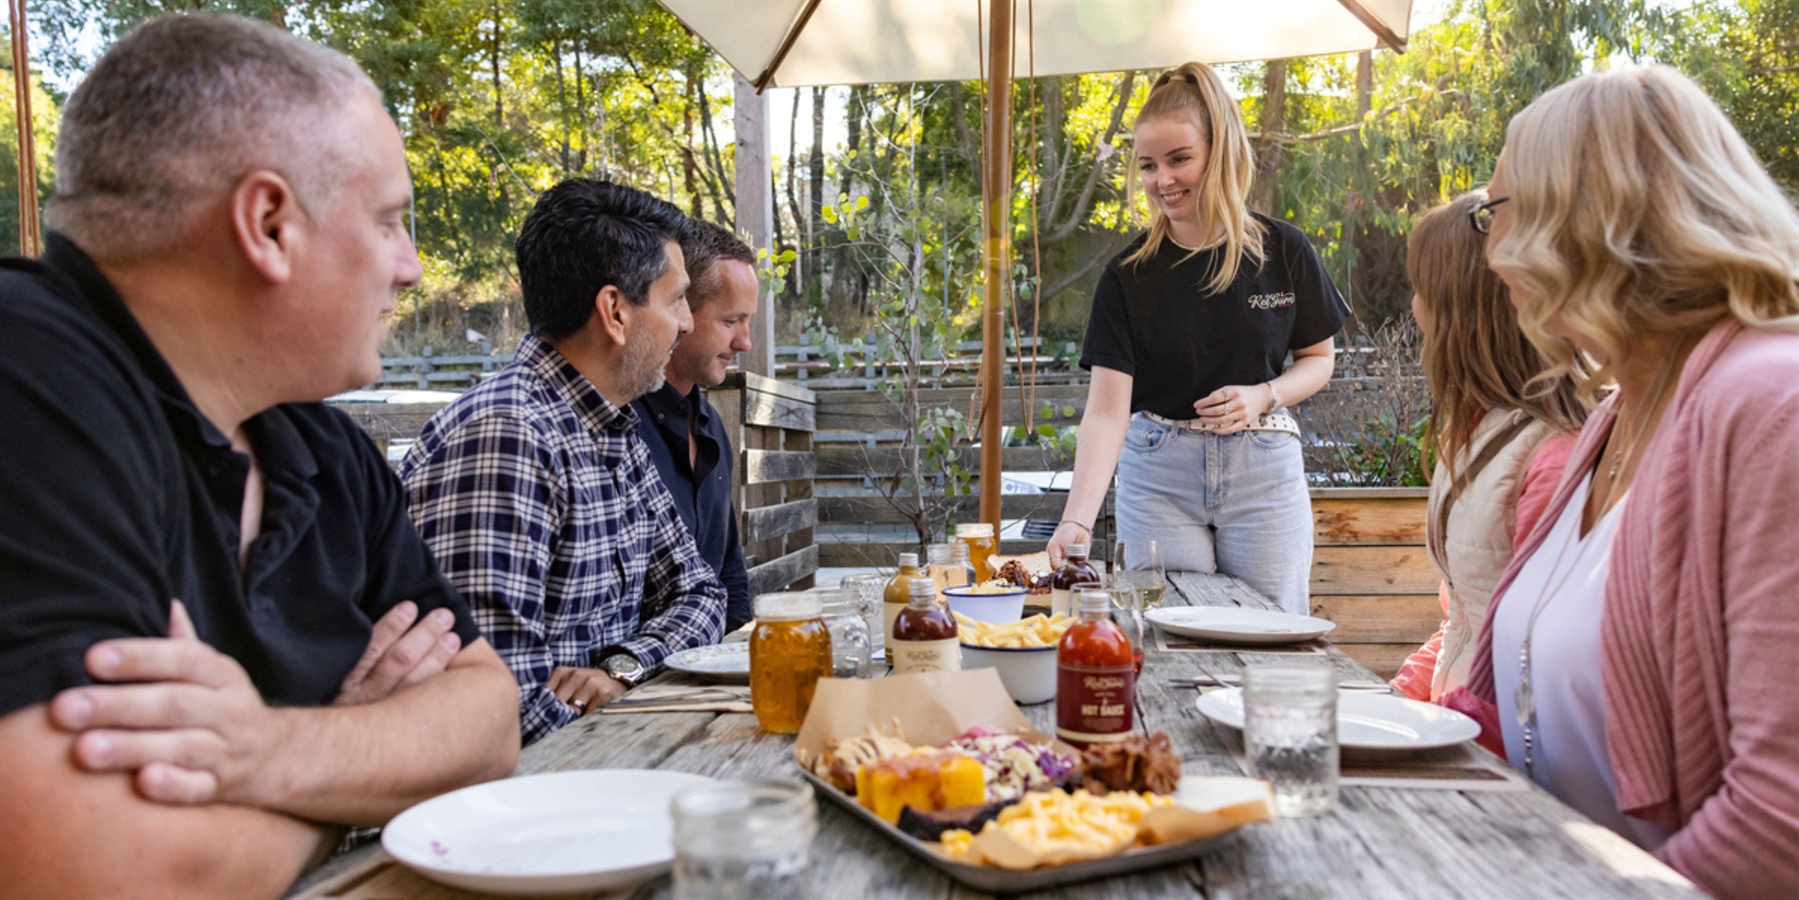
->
<box><xmin>402</xmin><ymin>179</ymin><xmax>727</xmax><ymax>745</ymax></box>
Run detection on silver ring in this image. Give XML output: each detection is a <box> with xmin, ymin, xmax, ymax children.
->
<box><xmin>572</xmin><ymin>698</ymin><xmax>588</xmax><ymax>711</ymax></box>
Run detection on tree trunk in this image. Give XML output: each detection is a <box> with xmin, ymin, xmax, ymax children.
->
<box><xmin>785</xmin><ymin>92</ymin><xmax>804</xmax><ymax>302</ymax></box>
<box><xmin>808</xmin><ymin>86</ymin><xmax>827</xmax><ymax>295</ymax></box>
<box><xmin>682</xmin><ymin>74</ymin><xmax>703</xmax><ymax>219</ymax></box>
<box><xmin>1251</xmin><ymin>60</ymin><xmax>1287</xmax><ymax>216</ymax></box>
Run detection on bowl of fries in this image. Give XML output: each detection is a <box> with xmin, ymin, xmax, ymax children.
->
<box><xmin>954</xmin><ymin>613</ymin><xmax>1074</xmax><ymax>704</ymax></box>
<box><xmin>944</xmin><ymin>584</ymin><xmax>1028</xmax><ymax>623</ymax></box>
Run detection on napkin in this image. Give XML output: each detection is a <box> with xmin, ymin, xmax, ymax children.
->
<box><xmin>600</xmin><ymin>683</ymin><xmax>752</xmax><ymax>715</ymax></box>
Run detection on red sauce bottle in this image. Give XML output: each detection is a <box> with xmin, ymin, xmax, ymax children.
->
<box><xmin>1056</xmin><ymin>588</ymin><xmax>1135</xmax><ymax>748</ymax></box>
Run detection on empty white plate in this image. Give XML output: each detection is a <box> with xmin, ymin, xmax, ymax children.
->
<box><xmin>382</xmin><ymin>769</ymin><xmax>716</xmax><ymax>895</ymax></box>
<box><xmin>1195</xmin><ymin>688</ymin><xmax>1480</xmax><ymax>752</ymax></box>
<box><xmin>1146</xmin><ymin>607</ymin><xmax>1336</xmax><ymax>645</ymax></box>
<box><xmin>664</xmin><ymin>642</ymin><xmax>752</xmax><ymax>683</ymax></box>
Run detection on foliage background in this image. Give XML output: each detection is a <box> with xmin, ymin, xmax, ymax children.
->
<box><xmin>4</xmin><ymin>0</ymin><xmax>1795</xmax><ymax>356</ymax></box>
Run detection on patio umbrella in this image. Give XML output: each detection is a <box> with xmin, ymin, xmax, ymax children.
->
<box><xmin>659</xmin><ymin>0</ymin><xmax>1412</xmax><ymax>533</ymax></box>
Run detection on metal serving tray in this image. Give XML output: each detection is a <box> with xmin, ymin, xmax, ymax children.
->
<box><xmin>798</xmin><ymin>769</ymin><xmax>1241</xmax><ymax>893</ymax></box>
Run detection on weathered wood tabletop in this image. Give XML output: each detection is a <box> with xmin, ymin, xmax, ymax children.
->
<box><xmin>293</xmin><ymin>573</ymin><xmax>1700</xmax><ymax>899</ymax></box>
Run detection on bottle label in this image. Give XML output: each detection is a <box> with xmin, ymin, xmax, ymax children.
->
<box><xmin>1056</xmin><ymin>662</ymin><xmax>1135</xmax><ymax>746</ymax></box>
<box><xmin>891</xmin><ymin>638</ymin><xmax>962</xmax><ymax>675</ymax></box>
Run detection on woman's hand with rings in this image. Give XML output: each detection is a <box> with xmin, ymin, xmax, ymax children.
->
<box><xmin>1195</xmin><ymin>384</ymin><xmax>1274</xmax><ymax>435</ymax></box>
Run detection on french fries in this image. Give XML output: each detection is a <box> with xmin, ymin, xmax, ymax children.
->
<box><xmin>955</xmin><ymin>611</ymin><xmax>1074</xmax><ymax>648</ymax></box>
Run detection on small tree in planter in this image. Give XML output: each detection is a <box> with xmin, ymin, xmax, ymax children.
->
<box><xmin>1300</xmin><ymin>318</ymin><xmax>1432</xmax><ymax>487</ymax></box>
<box><xmin>805</xmin><ymin>187</ymin><xmax>983</xmax><ymax>555</ymax></box>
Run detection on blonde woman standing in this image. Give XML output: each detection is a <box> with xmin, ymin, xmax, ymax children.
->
<box><xmin>1048</xmin><ymin>63</ymin><xmax>1348</xmax><ymax>614</ymax></box>
<box><xmin>1389</xmin><ymin>192</ymin><xmax>1587</xmax><ymax>704</ymax></box>
<box><xmin>1452</xmin><ymin>66</ymin><xmax>1799</xmax><ymax>895</ymax></box>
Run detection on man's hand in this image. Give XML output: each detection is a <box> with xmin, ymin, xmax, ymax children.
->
<box><xmin>47</xmin><ymin>601</ymin><xmax>289</xmax><ymax>807</ymax></box>
<box><xmin>335</xmin><ymin>601</ymin><xmax>462</xmax><ymax>706</ymax></box>
<box><xmin>546</xmin><ymin>666</ymin><xmax>627</xmax><ymax>716</ymax></box>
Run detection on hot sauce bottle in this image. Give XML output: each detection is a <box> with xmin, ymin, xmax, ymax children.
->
<box><xmin>1050</xmin><ymin>544</ymin><xmax>1101</xmax><ymax>617</ymax></box>
<box><xmin>891</xmin><ymin>578</ymin><xmax>961</xmax><ymax>675</ymax></box>
<box><xmin>1056</xmin><ymin>589</ymin><xmax>1135</xmax><ymax>749</ymax></box>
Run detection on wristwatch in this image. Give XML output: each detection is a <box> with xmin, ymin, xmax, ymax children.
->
<box><xmin>601</xmin><ymin>653</ymin><xmax>647</xmax><ymax>687</ymax></box>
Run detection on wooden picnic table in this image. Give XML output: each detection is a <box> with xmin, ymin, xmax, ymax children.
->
<box><xmin>294</xmin><ymin>573</ymin><xmax>1701</xmax><ymax>899</ymax></box>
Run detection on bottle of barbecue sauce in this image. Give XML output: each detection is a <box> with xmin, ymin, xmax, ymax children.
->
<box><xmin>891</xmin><ymin>578</ymin><xmax>961</xmax><ymax>675</ymax></box>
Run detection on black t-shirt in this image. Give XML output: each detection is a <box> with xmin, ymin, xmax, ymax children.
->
<box><xmin>0</xmin><ymin>234</ymin><xmax>479</xmax><ymax>718</ymax></box>
<box><xmin>1079</xmin><ymin>215</ymin><xmax>1348</xmax><ymax>420</ymax></box>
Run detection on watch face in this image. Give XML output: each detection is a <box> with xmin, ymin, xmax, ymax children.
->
<box><xmin>607</xmin><ymin>656</ymin><xmax>644</xmax><ymax>682</ymax></box>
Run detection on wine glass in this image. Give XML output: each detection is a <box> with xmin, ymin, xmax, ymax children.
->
<box><xmin>1113</xmin><ymin>539</ymin><xmax>1167</xmax><ymax>609</ymax></box>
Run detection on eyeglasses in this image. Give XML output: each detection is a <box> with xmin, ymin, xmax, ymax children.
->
<box><xmin>1469</xmin><ymin>196</ymin><xmax>1511</xmax><ymax>235</ymax></box>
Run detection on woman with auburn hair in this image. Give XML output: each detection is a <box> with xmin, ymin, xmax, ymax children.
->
<box><xmin>1449</xmin><ymin>65</ymin><xmax>1799</xmax><ymax>895</ymax></box>
<box><xmin>1388</xmin><ymin>191</ymin><xmax>1587</xmax><ymax>705</ymax></box>
<box><xmin>1048</xmin><ymin>62</ymin><xmax>1348</xmax><ymax>614</ymax></box>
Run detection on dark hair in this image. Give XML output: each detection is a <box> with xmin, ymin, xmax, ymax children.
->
<box><xmin>682</xmin><ymin>219</ymin><xmax>756</xmax><ymax>311</ymax></box>
<box><xmin>515</xmin><ymin>178</ymin><xmax>691</xmax><ymax>339</ymax></box>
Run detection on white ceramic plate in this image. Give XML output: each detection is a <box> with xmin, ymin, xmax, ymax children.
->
<box><xmin>1194</xmin><ymin>688</ymin><xmax>1481</xmax><ymax>752</ymax></box>
<box><xmin>1146</xmin><ymin>607</ymin><xmax>1336</xmax><ymax>645</ymax></box>
<box><xmin>382</xmin><ymin>769</ymin><xmax>716</xmax><ymax>895</ymax></box>
<box><xmin>664</xmin><ymin>642</ymin><xmax>751</xmax><ymax>683</ymax></box>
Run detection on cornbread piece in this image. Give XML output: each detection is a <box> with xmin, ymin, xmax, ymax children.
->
<box><xmin>856</xmin><ymin>751</ymin><xmax>987</xmax><ymax>824</ymax></box>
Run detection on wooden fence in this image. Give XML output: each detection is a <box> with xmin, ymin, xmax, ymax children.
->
<box><xmin>708</xmin><ymin>372</ymin><xmax>820</xmax><ymax>595</ymax></box>
<box><xmin>329</xmin><ymin>370</ymin><xmax>820</xmax><ymax>597</ymax></box>
<box><xmin>376</xmin><ymin>343</ymin><xmax>512</xmax><ymax>390</ymax></box>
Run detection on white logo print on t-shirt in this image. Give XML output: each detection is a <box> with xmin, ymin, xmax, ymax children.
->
<box><xmin>1246</xmin><ymin>292</ymin><xmax>1296</xmax><ymax>310</ymax></box>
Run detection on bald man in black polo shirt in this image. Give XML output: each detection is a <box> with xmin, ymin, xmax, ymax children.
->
<box><xmin>0</xmin><ymin>15</ymin><xmax>517</xmax><ymax>896</ymax></box>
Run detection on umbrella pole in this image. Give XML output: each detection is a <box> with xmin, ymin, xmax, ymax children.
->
<box><xmin>9</xmin><ymin>0</ymin><xmax>40</xmax><ymax>257</ymax></box>
<box><xmin>978</xmin><ymin>0</ymin><xmax>1012</xmax><ymax>535</ymax></box>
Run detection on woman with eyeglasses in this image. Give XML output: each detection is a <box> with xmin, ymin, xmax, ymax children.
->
<box><xmin>1387</xmin><ymin>191</ymin><xmax>1587</xmax><ymax>708</ymax></box>
<box><xmin>1047</xmin><ymin>62</ymin><xmax>1348</xmax><ymax>614</ymax></box>
<box><xmin>1447</xmin><ymin>66</ymin><xmax>1799</xmax><ymax>895</ymax></box>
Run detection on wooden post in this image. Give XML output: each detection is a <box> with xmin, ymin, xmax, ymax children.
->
<box><xmin>734</xmin><ymin>72</ymin><xmax>777</xmax><ymax>378</ymax></box>
<box><xmin>978</xmin><ymin>0</ymin><xmax>1013</xmax><ymax>533</ymax></box>
<box><xmin>9</xmin><ymin>0</ymin><xmax>40</xmax><ymax>257</ymax></box>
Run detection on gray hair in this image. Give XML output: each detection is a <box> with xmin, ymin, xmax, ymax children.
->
<box><xmin>46</xmin><ymin>13</ymin><xmax>378</xmax><ymax>263</ymax></box>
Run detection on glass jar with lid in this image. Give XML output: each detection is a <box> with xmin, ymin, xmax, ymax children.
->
<box><xmin>749</xmin><ymin>592</ymin><xmax>832</xmax><ymax>733</ymax></box>
<box><xmin>819</xmin><ymin>586</ymin><xmax>872</xmax><ymax>678</ymax></box>
<box><xmin>954</xmin><ymin>523</ymin><xmax>997</xmax><ymax>581</ymax></box>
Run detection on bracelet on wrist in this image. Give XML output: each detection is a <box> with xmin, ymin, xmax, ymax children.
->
<box><xmin>1059</xmin><ymin>519</ymin><xmax>1092</xmax><ymax>535</ymax></box>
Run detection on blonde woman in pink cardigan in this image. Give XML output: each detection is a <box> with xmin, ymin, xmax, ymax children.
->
<box><xmin>1444</xmin><ymin>66</ymin><xmax>1799</xmax><ymax>897</ymax></box>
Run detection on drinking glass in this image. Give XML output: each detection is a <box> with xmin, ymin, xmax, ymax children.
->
<box><xmin>1113</xmin><ymin>539</ymin><xmax>1167</xmax><ymax>609</ymax></box>
<box><xmin>1094</xmin><ymin>580</ymin><xmax>1145</xmax><ymax>676</ymax></box>
<box><xmin>1242</xmin><ymin>664</ymin><xmax>1339</xmax><ymax>817</ymax></box>
<box><xmin>839</xmin><ymin>573</ymin><xmax>887</xmax><ymax>660</ymax></box>
<box><xmin>671</xmin><ymin>779</ymin><xmax>817</xmax><ymax>900</ymax></box>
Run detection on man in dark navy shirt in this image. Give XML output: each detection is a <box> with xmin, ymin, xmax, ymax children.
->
<box><xmin>0</xmin><ymin>15</ymin><xmax>517</xmax><ymax>896</ymax></box>
<box><xmin>632</xmin><ymin>220</ymin><xmax>757</xmax><ymax>631</ymax></box>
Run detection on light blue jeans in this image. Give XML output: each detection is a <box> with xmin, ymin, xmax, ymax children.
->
<box><xmin>1115</xmin><ymin>413</ymin><xmax>1314</xmax><ymax>614</ymax></box>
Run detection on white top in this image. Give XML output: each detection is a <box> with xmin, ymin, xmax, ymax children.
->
<box><xmin>1492</xmin><ymin>474</ymin><xmax>1673</xmax><ymax>851</ymax></box>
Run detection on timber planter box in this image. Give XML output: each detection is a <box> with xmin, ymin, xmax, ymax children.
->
<box><xmin>1308</xmin><ymin>487</ymin><xmax>1435</xmax><ymax>680</ymax></box>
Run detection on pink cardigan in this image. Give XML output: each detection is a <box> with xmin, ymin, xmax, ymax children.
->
<box><xmin>1457</xmin><ymin>321</ymin><xmax>1799</xmax><ymax>899</ymax></box>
